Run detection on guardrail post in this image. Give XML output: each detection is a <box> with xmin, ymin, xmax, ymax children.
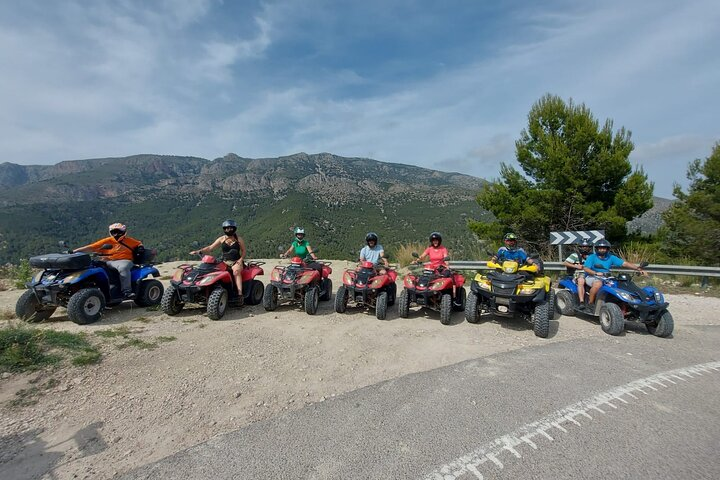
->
<box><xmin>701</xmin><ymin>276</ymin><xmax>709</xmax><ymax>288</ymax></box>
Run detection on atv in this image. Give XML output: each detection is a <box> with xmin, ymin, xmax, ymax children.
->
<box><xmin>335</xmin><ymin>261</ymin><xmax>398</xmax><ymax>320</ymax></box>
<box><xmin>555</xmin><ymin>262</ymin><xmax>673</xmax><ymax>337</ymax></box>
<box><xmin>161</xmin><ymin>255</ymin><xmax>265</xmax><ymax>320</ymax></box>
<box><xmin>262</xmin><ymin>255</ymin><xmax>332</xmax><ymax>315</ymax></box>
<box><xmin>464</xmin><ymin>257</ymin><xmax>553</xmax><ymax>338</ymax></box>
<box><xmin>16</xmin><ymin>244</ymin><xmax>163</xmax><ymax>325</ymax></box>
<box><xmin>397</xmin><ymin>254</ymin><xmax>465</xmax><ymax>325</ymax></box>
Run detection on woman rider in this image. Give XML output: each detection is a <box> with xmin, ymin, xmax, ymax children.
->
<box><xmin>281</xmin><ymin>227</ymin><xmax>322</xmax><ymax>274</ymax></box>
<box><xmin>190</xmin><ymin>220</ymin><xmax>246</xmax><ymax>302</ymax></box>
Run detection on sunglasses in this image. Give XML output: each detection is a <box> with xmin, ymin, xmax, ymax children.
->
<box><xmin>110</xmin><ymin>230</ymin><xmax>124</xmax><ymax>235</ymax></box>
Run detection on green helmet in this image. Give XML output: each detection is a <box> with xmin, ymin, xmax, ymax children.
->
<box><xmin>504</xmin><ymin>233</ymin><xmax>517</xmax><ymax>241</ymax></box>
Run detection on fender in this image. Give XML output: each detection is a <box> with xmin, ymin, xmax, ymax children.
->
<box><xmin>453</xmin><ymin>273</ymin><xmax>465</xmax><ymax>287</ymax></box>
<box><xmin>198</xmin><ymin>271</ymin><xmax>232</xmax><ymax>287</ymax></box>
<box><xmin>241</xmin><ymin>265</ymin><xmax>264</xmax><ymax>281</ymax></box>
<box><xmin>430</xmin><ymin>277</ymin><xmax>453</xmax><ymax>291</ymax></box>
<box><xmin>64</xmin><ymin>267</ymin><xmax>109</xmax><ymax>286</ymax></box>
<box><xmin>558</xmin><ymin>277</ymin><xmax>577</xmax><ymax>292</ymax></box>
<box><xmin>131</xmin><ymin>266</ymin><xmax>160</xmax><ymax>283</ymax></box>
<box><xmin>342</xmin><ymin>269</ymin><xmax>357</xmax><ymax>286</ymax></box>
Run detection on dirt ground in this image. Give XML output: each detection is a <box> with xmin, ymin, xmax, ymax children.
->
<box><xmin>1</xmin><ymin>259</ymin><xmax>718</xmax><ymax>479</ymax></box>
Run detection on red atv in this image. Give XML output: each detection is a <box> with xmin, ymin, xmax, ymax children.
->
<box><xmin>161</xmin><ymin>254</ymin><xmax>265</xmax><ymax>320</ymax></box>
<box><xmin>262</xmin><ymin>256</ymin><xmax>333</xmax><ymax>315</ymax></box>
<box><xmin>335</xmin><ymin>261</ymin><xmax>398</xmax><ymax>320</ymax></box>
<box><xmin>398</xmin><ymin>254</ymin><xmax>466</xmax><ymax>324</ymax></box>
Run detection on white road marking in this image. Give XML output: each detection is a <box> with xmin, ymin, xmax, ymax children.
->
<box><xmin>423</xmin><ymin>360</ymin><xmax>720</xmax><ymax>480</ymax></box>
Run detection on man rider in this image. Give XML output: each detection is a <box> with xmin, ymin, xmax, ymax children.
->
<box><xmin>493</xmin><ymin>233</ymin><xmax>534</xmax><ymax>264</ymax></box>
<box><xmin>584</xmin><ymin>239</ymin><xmax>646</xmax><ymax>307</ymax></box>
<box><xmin>563</xmin><ymin>239</ymin><xmax>592</xmax><ymax>306</ymax></box>
<box><xmin>74</xmin><ymin>223</ymin><xmax>143</xmax><ymax>299</ymax></box>
<box><xmin>359</xmin><ymin>232</ymin><xmax>388</xmax><ymax>273</ymax></box>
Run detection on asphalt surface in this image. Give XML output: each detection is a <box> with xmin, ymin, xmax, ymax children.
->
<box><xmin>124</xmin><ymin>323</ymin><xmax>720</xmax><ymax>480</ymax></box>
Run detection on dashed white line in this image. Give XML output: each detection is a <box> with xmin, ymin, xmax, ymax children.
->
<box><xmin>423</xmin><ymin>360</ymin><xmax>720</xmax><ymax>480</ymax></box>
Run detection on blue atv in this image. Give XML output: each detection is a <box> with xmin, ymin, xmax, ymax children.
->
<box><xmin>15</xmin><ymin>245</ymin><xmax>164</xmax><ymax>325</ymax></box>
<box><xmin>555</xmin><ymin>262</ymin><xmax>673</xmax><ymax>337</ymax></box>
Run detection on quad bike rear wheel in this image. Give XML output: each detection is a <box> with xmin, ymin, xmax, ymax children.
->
<box><xmin>452</xmin><ymin>287</ymin><xmax>466</xmax><ymax>312</ymax></box>
<box><xmin>599</xmin><ymin>302</ymin><xmax>624</xmax><ymax>336</ymax></box>
<box><xmin>398</xmin><ymin>289</ymin><xmax>410</xmax><ymax>318</ymax></box>
<box><xmin>248</xmin><ymin>280</ymin><xmax>264</xmax><ymax>306</ymax></box>
<box><xmin>465</xmin><ymin>291</ymin><xmax>480</xmax><ymax>324</ymax></box>
<box><xmin>440</xmin><ymin>293</ymin><xmax>452</xmax><ymax>325</ymax></box>
<box><xmin>263</xmin><ymin>284</ymin><xmax>279</xmax><ymax>311</ymax></box>
<box><xmin>67</xmin><ymin>288</ymin><xmax>105</xmax><ymax>325</ymax></box>
<box><xmin>387</xmin><ymin>283</ymin><xmax>397</xmax><ymax>306</ymax></box>
<box><xmin>646</xmin><ymin>310</ymin><xmax>674</xmax><ymax>338</ymax></box>
<box><xmin>305</xmin><ymin>286</ymin><xmax>319</xmax><ymax>315</ymax></box>
<box><xmin>555</xmin><ymin>289</ymin><xmax>577</xmax><ymax>316</ymax></box>
<box><xmin>207</xmin><ymin>287</ymin><xmax>228</xmax><ymax>320</ymax></box>
<box><xmin>376</xmin><ymin>291</ymin><xmax>388</xmax><ymax>320</ymax></box>
<box><xmin>334</xmin><ymin>285</ymin><xmax>348</xmax><ymax>313</ymax></box>
<box><xmin>161</xmin><ymin>285</ymin><xmax>184</xmax><ymax>315</ymax></box>
<box><xmin>135</xmin><ymin>279</ymin><xmax>163</xmax><ymax>307</ymax></box>
<box><xmin>16</xmin><ymin>289</ymin><xmax>56</xmax><ymax>323</ymax></box>
<box><xmin>320</xmin><ymin>278</ymin><xmax>332</xmax><ymax>301</ymax></box>
<box><xmin>547</xmin><ymin>289</ymin><xmax>556</xmax><ymax>320</ymax></box>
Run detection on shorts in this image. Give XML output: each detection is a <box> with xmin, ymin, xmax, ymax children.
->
<box><xmin>573</xmin><ymin>271</ymin><xmax>587</xmax><ymax>280</ymax></box>
<box><xmin>585</xmin><ymin>275</ymin><xmax>604</xmax><ymax>287</ymax></box>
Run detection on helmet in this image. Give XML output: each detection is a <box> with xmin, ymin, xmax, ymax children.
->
<box><xmin>294</xmin><ymin>227</ymin><xmax>305</xmax><ymax>235</ymax></box>
<box><xmin>429</xmin><ymin>232</ymin><xmax>442</xmax><ymax>244</ymax></box>
<box><xmin>503</xmin><ymin>232</ymin><xmax>518</xmax><ymax>251</ymax></box>
<box><xmin>503</xmin><ymin>233</ymin><xmax>517</xmax><ymax>241</ymax></box>
<box><xmin>578</xmin><ymin>238</ymin><xmax>592</xmax><ymax>254</ymax></box>
<box><xmin>595</xmin><ymin>239</ymin><xmax>611</xmax><ymax>248</ymax></box>
<box><xmin>365</xmin><ymin>232</ymin><xmax>378</xmax><ymax>243</ymax></box>
<box><xmin>109</xmin><ymin>223</ymin><xmax>127</xmax><ymax>238</ymax></box>
<box><xmin>222</xmin><ymin>219</ymin><xmax>237</xmax><ymax>229</ymax></box>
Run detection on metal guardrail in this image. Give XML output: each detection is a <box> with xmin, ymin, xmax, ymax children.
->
<box><xmin>448</xmin><ymin>261</ymin><xmax>720</xmax><ymax>278</ymax></box>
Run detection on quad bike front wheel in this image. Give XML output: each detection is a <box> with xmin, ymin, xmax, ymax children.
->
<box><xmin>207</xmin><ymin>287</ymin><xmax>228</xmax><ymax>320</ymax></box>
<box><xmin>135</xmin><ymin>279</ymin><xmax>163</xmax><ymax>307</ymax></box>
<box><xmin>646</xmin><ymin>310</ymin><xmax>674</xmax><ymax>338</ymax></box>
<box><xmin>161</xmin><ymin>285</ymin><xmax>184</xmax><ymax>315</ymax></box>
<box><xmin>599</xmin><ymin>303</ymin><xmax>624</xmax><ymax>336</ymax></box>
<box><xmin>440</xmin><ymin>293</ymin><xmax>452</xmax><ymax>325</ymax></box>
<box><xmin>334</xmin><ymin>285</ymin><xmax>348</xmax><ymax>313</ymax></box>
<box><xmin>305</xmin><ymin>286</ymin><xmax>319</xmax><ymax>315</ymax></box>
<box><xmin>465</xmin><ymin>291</ymin><xmax>480</xmax><ymax>324</ymax></box>
<box><xmin>376</xmin><ymin>291</ymin><xmax>388</xmax><ymax>320</ymax></box>
<box><xmin>555</xmin><ymin>289</ymin><xmax>577</xmax><ymax>316</ymax></box>
<box><xmin>546</xmin><ymin>289</ymin><xmax>556</xmax><ymax>320</ymax></box>
<box><xmin>532</xmin><ymin>300</ymin><xmax>551</xmax><ymax>338</ymax></box>
<box><xmin>67</xmin><ymin>288</ymin><xmax>105</xmax><ymax>325</ymax></box>
<box><xmin>16</xmin><ymin>289</ymin><xmax>56</xmax><ymax>323</ymax></box>
<box><xmin>263</xmin><ymin>284</ymin><xmax>279</xmax><ymax>311</ymax></box>
<box><xmin>398</xmin><ymin>289</ymin><xmax>410</xmax><ymax>318</ymax></box>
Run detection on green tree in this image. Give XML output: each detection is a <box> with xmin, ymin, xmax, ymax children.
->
<box><xmin>661</xmin><ymin>142</ymin><xmax>720</xmax><ymax>266</ymax></box>
<box><xmin>470</xmin><ymin>94</ymin><xmax>653</xmax><ymax>249</ymax></box>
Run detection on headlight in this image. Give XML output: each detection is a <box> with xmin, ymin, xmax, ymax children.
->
<box><xmin>270</xmin><ymin>268</ymin><xmax>281</xmax><ymax>282</ymax></box>
<box><xmin>518</xmin><ymin>288</ymin><xmax>536</xmax><ymax>295</ymax></box>
<box><xmin>404</xmin><ymin>276</ymin><xmax>415</xmax><ymax>288</ymax></box>
<box><xmin>430</xmin><ymin>282</ymin><xmax>445</xmax><ymax>291</ymax></box>
<box><xmin>478</xmin><ymin>282</ymin><xmax>491</xmax><ymax>290</ymax></box>
<box><xmin>617</xmin><ymin>291</ymin><xmax>639</xmax><ymax>303</ymax></box>
<box><xmin>369</xmin><ymin>277</ymin><xmax>385</xmax><ymax>289</ymax></box>
<box><xmin>172</xmin><ymin>269</ymin><xmax>184</xmax><ymax>282</ymax></box>
<box><xmin>296</xmin><ymin>274</ymin><xmax>314</xmax><ymax>285</ymax></box>
<box><xmin>343</xmin><ymin>272</ymin><xmax>354</xmax><ymax>284</ymax></box>
<box><xmin>197</xmin><ymin>274</ymin><xmax>220</xmax><ymax>286</ymax></box>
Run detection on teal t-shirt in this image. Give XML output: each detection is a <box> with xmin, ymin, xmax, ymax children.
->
<box><xmin>292</xmin><ymin>239</ymin><xmax>310</xmax><ymax>258</ymax></box>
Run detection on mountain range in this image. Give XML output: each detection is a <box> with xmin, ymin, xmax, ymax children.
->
<box><xmin>0</xmin><ymin>153</ymin><xmax>491</xmax><ymax>263</ymax></box>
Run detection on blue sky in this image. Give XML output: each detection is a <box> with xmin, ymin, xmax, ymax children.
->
<box><xmin>1</xmin><ymin>0</ymin><xmax>718</xmax><ymax>197</ymax></box>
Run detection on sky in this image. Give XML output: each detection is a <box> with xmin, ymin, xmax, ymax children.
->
<box><xmin>1</xmin><ymin>0</ymin><xmax>718</xmax><ymax>198</ymax></box>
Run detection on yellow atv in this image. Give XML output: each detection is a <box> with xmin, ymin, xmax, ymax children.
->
<box><xmin>464</xmin><ymin>258</ymin><xmax>554</xmax><ymax>338</ymax></box>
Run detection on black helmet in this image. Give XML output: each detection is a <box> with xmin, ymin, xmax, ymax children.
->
<box><xmin>578</xmin><ymin>238</ymin><xmax>592</xmax><ymax>253</ymax></box>
<box><xmin>365</xmin><ymin>232</ymin><xmax>378</xmax><ymax>243</ymax></box>
<box><xmin>595</xmin><ymin>238</ymin><xmax>611</xmax><ymax>248</ymax></box>
<box><xmin>429</xmin><ymin>232</ymin><xmax>442</xmax><ymax>245</ymax></box>
<box><xmin>222</xmin><ymin>219</ymin><xmax>237</xmax><ymax>232</ymax></box>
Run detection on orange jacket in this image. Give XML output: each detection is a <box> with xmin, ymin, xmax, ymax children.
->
<box><xmin>86</xmin><ymin>236</ymin><xmax>142</xmax><ymax>261</ymax></box>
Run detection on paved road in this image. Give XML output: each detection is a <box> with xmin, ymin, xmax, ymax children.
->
<box><xmin>125</xmin><ymin>323</ymin><xmax>720</xmax><ymax>479</ymax></box>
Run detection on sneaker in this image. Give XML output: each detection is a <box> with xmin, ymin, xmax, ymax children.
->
<box><xmin>123</xmin><ymin>291</ymin><xmax>136</xmax><ymax>300</ymax></box>
<box><xmin>237</xmin><ymin>294</ymin><xmax>244</xmax><ymax>306</ymax></box>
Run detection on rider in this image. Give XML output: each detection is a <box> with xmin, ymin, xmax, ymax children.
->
<box><xmin>359</xmin><ymin>232</ymin><xmax>389</xmax><ymax>273</ymax></box>
<box><xmin>492</xmin><ymin>233</ymin><xmax>533</xmax><ymax>264</ymax></box>
<box><xmin>563</xmin><ymin>239</ymin><xmax>593</xmax><ymax>306</ymax></box>
<box><xmin>415</xmin><ymin>232</ymin><xmax>450</xmax><ymax>272</ymax></box>
<box><xmin>74</xmin><ymin>222</ymin><xmax>143</xmax><ymax>299</ymax></box>
<box><xmin>583</xmin><ymin>239</ymin><xmax>646</xmax><ymax>307</ymax></box>
<box><xmin>190</xmin><ymin>220</ymin><xmax>246</xmax><ymax>301</ymax></box>
<box><xmin>281</xmin><ymin>227</ymin><xmax>322</xmax><ymax>274</ymax></box>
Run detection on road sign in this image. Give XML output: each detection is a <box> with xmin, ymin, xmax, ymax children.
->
<box><xmin>550</xmin><ymin>230</ymin><xmax>605</xmax><ymax>245</ymax></box>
